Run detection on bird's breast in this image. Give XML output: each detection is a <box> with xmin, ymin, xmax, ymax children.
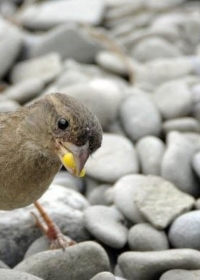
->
<box><xmin>0</xmin><ymin>149</ymin><xmax>61</xmax><ymax>210</ymax></box>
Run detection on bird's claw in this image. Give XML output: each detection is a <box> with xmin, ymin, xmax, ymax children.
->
<box><xmin>49</xmin><ymin>234</ymin><xmax>76</xmax><ymax>250</ymax></box>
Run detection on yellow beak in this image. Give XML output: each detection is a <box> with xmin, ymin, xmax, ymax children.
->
<box><xmin>56</xmin><ymin>141</ymin><xmax>89</xmax><ymax>177</ymax></box>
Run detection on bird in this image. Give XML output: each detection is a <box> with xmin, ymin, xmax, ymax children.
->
<box><xmin>0</xmin><ymin>92</ymin><xmax>102</xmax><ymax>248</ymax></box>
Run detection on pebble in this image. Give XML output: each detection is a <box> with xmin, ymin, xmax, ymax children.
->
<box><xmin>163</xmin><ymin>117</ymin><xmax>200</xmax><ymax>134</ymax></box>
<box><xmin>19</xmin><ymin>0</ymin><xmax>105</xmax><ymax>30</ymax></box>
<box><xmin>192</xmin><ymin>102</ymin><xmax>200</xmax><ymax>123</ymax></box>
<box><xmin>128</xmin><ymin>223</ymin><xmax>169</xmax><ymax>251</ymax></box>
<box><xmin>153</xmin><ymin>80</ymin><xmax>193</xmax><ymax>119</ymax></box>
<box><xmin>10</xmin><ymin>53</ymin><xmax>63</xmax><ymax>84</ymax></box>
<box><xmin>169</xmin><ymin>211</ymin><xmax>200</xmax><ymax>250</ymax></box>
<box><xmin>0</xmin><ymin>1</ymin><xmax>17</xmax><ymax>18</ymax></box>
<box><xmin>107</xmin><ymin>121</ymin><xmax>126</xmax><ymax>136</ymax></box>
<box><xmin>104</xmin><ymin>0</ymin><xmax>134</xmax><ymax>7</ymax></box>
<box><xmin>28</xmin><ymin>23</ymin><xmax>103</xmax><ymax>63</ymax></box>
<box><xmin>85</xmin><ymin>133</ymin><xmax>139</xmax><ymax>183</ymax></box>
<box><xmin>113</xmin><ymin>174</ymin><xmax>147</xmax><ymax>223</ymax></box>
<box><xmin>0</xmin><ymin>260</ymin><xmax>10</xmax><ymax>269</ymax></box>
<box><xmin>40</xmin><ymin>184</ymin><xmax>89</xmax><ymax>212</ymax></box>
<box><xmin>146</xmin><ymin>0</ymin><xmax>187</xmax><ymax>10</ymax></box>
<box><xmin>135</xmin><ymin>58</ymin><xmax>194</xmax><ymax>90</ymax></box>
<box><xmin>120</xmin><ymin>92</ymin><xmax>162</xmax><ymax>142</ymax></box>
<box><xmin>0</xmin><ymin>269</ymin><xmax>43</xmax><ymax>280</ymax></box>
<box><xmin>55</xmin><ymin>59</ymin><xmax>127</xmax><ymax>89</ymax></box>
<box><xmin>108</xmin><ymin>15</ymin><xmax>151</xmax><ymax>36</ymax></box>
<box><xmin>197</xmin><ymin>44</ymin><xmax>200</xmax><ymax>55</ymax></box>
<box><xmin>0</xmin><ymin>17</ymin><xmax>22</xmax><ymax>79</ymax></box>
<box><xmin>191</xmin><ymin>83</ymin><xmax>200</xmax><ymax>104</ymax></box>
<box><xmin>192</xmin><ymin>152</ymin><xmax>200</xmax><ymax>179</ymax></box>
<box><xmin>119</xmin><ymin>23</ymin><xmax>179</xmax><ymax>53</ymax></box>
<box><xmin>1</xmin><ymin>78</ymin><xmax>44</xmax><ymax>104</ymax></box>
<box><xmin>178</xmin><ymin>18</ymin><xmax>200</xmax><ymax>50</ymax></box>
<box><xmin>118</xmin><ymin>249</ymin><xmax>200</xmax><ymax>280</ymax></box>
<box><xmin>105</xmin><ymin>1</ymin><xmax>144</xmax><ymax>21</ymax></box>
<box><xmin>160</xmin><ymin>269</ymin><xmax>200</xmax><ymax>280</ymax></box>
<box><xmin>105</xmin><ymin>188</ymin><xmax>115</xmax><ymax>205</ymax></box>
<box><xmin>25</xmin><ymin>236</ymin><xmax>51</xmax><ymax>259</ymax></box>
<box><xmin>0</xmin><ymin>100</ymin><xmax>20</xmax><ymax>112</ymax></box>
<box><xmin>114</xmin><ymin>265</ymin><xmax>125</xmax><ymax>278</ymax></box>
<box><xmin>85</xmin><ymin>177</ymin><xmax>100</xmax><ymax>197</ymax></box>
<box><xmin>183</xmin><ymin>133</ymin><xmax>200</xmax><ymax>150</ymax></box>
<box><xmin>136</xmin><ymin>136</ymin><xmax>165</xmax><ymax>176</ymax></box>
<box><xmin>96</xmin><ymin>51</ymin><xmax>131</xmax><ymax>77</ymax></box>
<box><xmin>131</xmin><ymin>37</ymin><xmax>181</xmax><ymax>62</ymax></box>
<box><xmin>15</xmin><ymin>241</ymin><xmax>110</xmax><ymax>280</ymax></box>
<box><xmin>111</xmin><ymin>12</ymin><xmax>153</xmax><ymax>35</ymax></box>
<box><xmin>87</xmin><ymin>184</ymin><xmax>112</xmax><ymax>206</ymax></box>
<box><xmin>161</xmin><ymin>131</ymin><xmax>200</xmax><ymax>196</ymax></box>
<box><xmin>149</xmin><ymin>14</ymin><xmax>183</xmax><ymax>40</ymax></box>
<box><xmin>84</xmin><ymin>206</ymin><xmax>128</xmax><ymax>249</ymax></box>
<box><xmin>0</xmin><ymin>238</ymin><xmax>20</xmax><ymax>268</ymax></box>
<box><xmin>135</xmin><ymin>175</ymin><xmax>194</xmax><ymax>229</ymax></box>
<box><xmin>52</xmin><ymin>171</ymin><xmax>83</xmax><ymax>192</ymax></box>
<box><xmin>90</xmin><ymin>272</ymin><xmax>116</xmax><ymax>280</ymax></box>
<box><xmin>195</xmin><ymin>197</ymin><xmax>200</xmax><ymax>210</ymax></box>
<box><xmin>189</xmin><ymin>56</ymin><xmax>200</xmax><ymax>76</ymax></box>
<box><xmin>0</xmin><ymin>185</ymin><xmax>90</xmax><ymax>267</ymax></box>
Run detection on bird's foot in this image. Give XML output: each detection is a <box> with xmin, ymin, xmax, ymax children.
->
<box><xmin>32</xmin><ymin>201</ymin><xmax>76</xmax><ymax>250</ymax></box>
<box><xmin>49</xmin><ymin>232</ymin><xmax>76</xmax><ymax>250</ymax></box>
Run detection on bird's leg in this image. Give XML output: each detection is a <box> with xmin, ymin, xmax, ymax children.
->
<box><xmin>32</xmin><ymin>201</ymin><xmax>76</xmax><ymax>250</ymax></box>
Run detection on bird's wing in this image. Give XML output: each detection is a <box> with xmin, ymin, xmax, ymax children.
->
<box><xmin>0</xmin><ymin>110</ymin><xmax>25</xmax><ymax>155</ymax></box>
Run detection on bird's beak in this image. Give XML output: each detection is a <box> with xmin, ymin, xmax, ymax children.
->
<box><xmin>56</xmin><ymin>141</ymin><xmax>89</xmax><ymax>177</ymax></box>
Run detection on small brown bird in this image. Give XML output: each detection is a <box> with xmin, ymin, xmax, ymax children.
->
<box><xmin>0</xmin><ymin>93</ymin><xmax>102</xmax><ymax>247</ymax></box>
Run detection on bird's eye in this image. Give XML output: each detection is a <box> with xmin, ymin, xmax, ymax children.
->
<box><xmin>58</xmin><ymin>118</ymin><xmax>69</xmax><ymax>130</ymax></box>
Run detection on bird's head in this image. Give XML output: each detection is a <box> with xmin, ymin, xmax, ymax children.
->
<box><xmin>24</xmin><ymin>93</ymin><xmax>102</xmax><ymax>177</ymax></box>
